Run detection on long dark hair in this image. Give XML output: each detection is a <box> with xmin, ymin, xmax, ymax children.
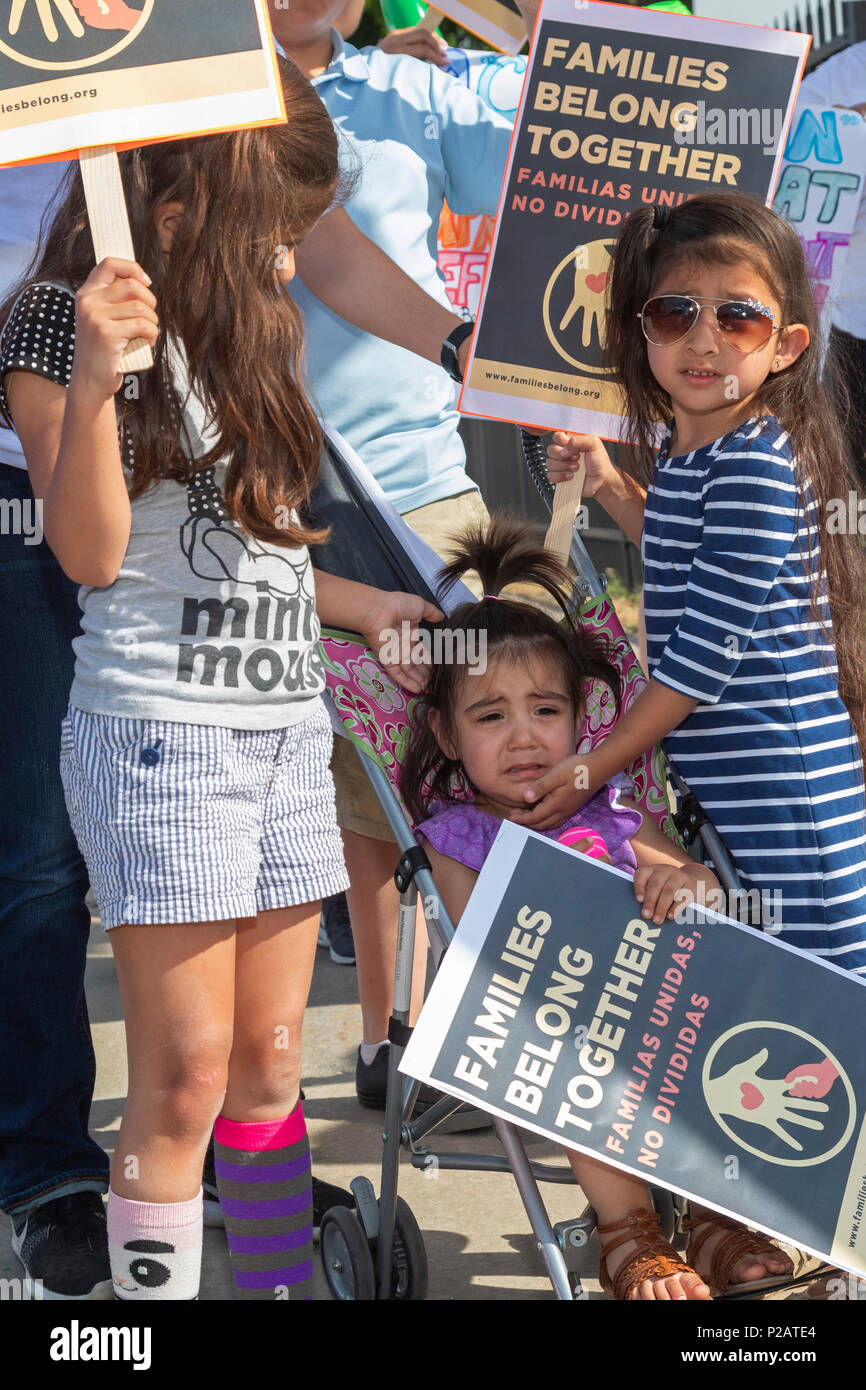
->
<box><xmin>0</xmin><ymin>57</ymin><xmax>345</xmax><ymax>548</ymax></box>
<box><xmin>606</xmin><ymin>191</ymin><xmax>866</xmax><ymax>756</ymax></box>
<box><xmin>399</xmin><ymin>513</ymin><xmax>622</xmax><ymax>823</ymax></box>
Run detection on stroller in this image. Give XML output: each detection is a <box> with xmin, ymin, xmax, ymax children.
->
<box><xmin>308</xmin><ymin>426</ymin><xmax>781</xmax><ymax>1302</ymax></box>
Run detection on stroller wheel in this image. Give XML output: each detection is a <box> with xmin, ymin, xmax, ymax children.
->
<box><xmin>388</xmin><ymin>1197</ymin><xmax>428</xmax><ymax>1301</ymax></box>
<box><xmin>320</xmin><ymin>1206</ymin><xmax>376</xmax><ymax>1301</ymax></box>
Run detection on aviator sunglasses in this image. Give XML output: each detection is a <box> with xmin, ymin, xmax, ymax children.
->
<box><xmin>638</xmin><ymin>294</ymin><xmax>780</xmax><ymax>354</ymax></box>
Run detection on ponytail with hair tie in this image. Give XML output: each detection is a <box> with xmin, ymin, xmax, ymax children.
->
<box><xmin>652</xmin><ymin>204</ymin><xmax>674</xmax><ymax>233</ymax></box>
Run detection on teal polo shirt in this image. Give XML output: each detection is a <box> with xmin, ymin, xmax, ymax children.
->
<box><xmin>288</xmin><ymin>32</ymin><xmax>513</xmax><ymax>514</ymax></box>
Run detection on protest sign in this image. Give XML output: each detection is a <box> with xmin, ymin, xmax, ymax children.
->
<box><xmin>458</xmin><ymin>0</ymin><xmax>809</xmax><ymax>437</ymax></box>
<box><xmin>0</xmin><ymin>1</ymin><xmax>284</xmax><ymax>369</ymax></box>
<box><xmin>0</xmin><ymin>0</ymin><xmax>283</xmax><ymax>164</ymax></box>
<box><xmin>437</xmin><ymin>48</ymin><xmax>527</xmax><ymax>320</ymax></box>
<box><xmin>419</xmin><ymin>0</ymin><xmax>526</xmax><ymax>57</ymax></box>
<box><xmin>402</xmin><ymin>821</ymin><xmax>866</xmax><ymax>1279</ymax></box>
<box><xmin>774</xmin><ymin>102</ymin><xmax>866</xmax><ymax>338</ymax></box>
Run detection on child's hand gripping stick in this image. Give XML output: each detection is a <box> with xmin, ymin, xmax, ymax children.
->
<box><xmin>78</xmin><ymin>147</ymin><xmax>154</xmax><ymax>374</ymax></box>
<box><xmin>558</xmin><ymin>826</ymin><xmax>610</xmax><ymax>860</ymax></box>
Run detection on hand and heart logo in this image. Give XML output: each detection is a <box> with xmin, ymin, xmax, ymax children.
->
<box><xmin>702</xmin><ymin>1022</ymin><xmax>856</xmax><ymax>1167</ymax></box>
<box><xmin>542</xmin><ymin>238</ymin><xmax>616</xmax><ymax>378</ymax></box>
<box><xmin>1</xmin><ymin>0</ymin><xmax>152</xmax><ymax>70</ymax></box>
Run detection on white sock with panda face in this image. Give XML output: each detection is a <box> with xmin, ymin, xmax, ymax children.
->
<box><xmin>107</xmin><ymin>1188</ymin><xmax>202</xmax><ymax>1301</ymax></box>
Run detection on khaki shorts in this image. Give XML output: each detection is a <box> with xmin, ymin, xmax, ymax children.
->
<box><xmin>331</xmin><ymin>488</ymin><xmax>488</xmax><ymax>842</ymax></box>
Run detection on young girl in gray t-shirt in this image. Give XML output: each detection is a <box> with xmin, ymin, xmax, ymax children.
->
<box><xmin>0</xmin><ymin>61</ymin><xmax>438</xmax><ymax>1302</ymax></box>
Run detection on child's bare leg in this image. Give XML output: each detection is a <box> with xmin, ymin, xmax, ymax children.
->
<box><xmin>110</xmin><ymin>920</ymin><xmax>236</xmax><ymax>1201</ymax></box>
<box><xmin>222</xmin><ymin>903</ymin><xmax>321</xmax><ymax>1118</ymax></box>
<box><xmin>566</xmin><ymin>1152</ymin><xmax>711</xmax><ymax>1301</ymax></box>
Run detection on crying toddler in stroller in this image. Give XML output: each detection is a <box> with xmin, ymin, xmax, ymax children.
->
<box><xmin>400</xmin><ymin>514</ymin><xmax>796</xmax><ymax>1300</ymax></box>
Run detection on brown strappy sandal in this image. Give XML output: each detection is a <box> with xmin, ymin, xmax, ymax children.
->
<box><xmin>682</xmin><ymin>1211</ymin><xmax>798</xmax><ymax>1296</ymax></box>
<box><xmin>597</xmin><ymin>1207</ymin><xmax>711</xmax><ymax>1301</ymax></box>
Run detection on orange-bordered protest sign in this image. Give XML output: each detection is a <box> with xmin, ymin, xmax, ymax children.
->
<box><xmin>458</xmin><ymin>0</ymin><xmax>810</xmax><ymax>438</ymax></box>
<box><xmin>0</xmin><ymin>1</ymin><xmax>285</xmax><ymax>369</ymax></box>
<box><xmin>0</xmin><ymin>1</ymin><xmax>284</xmax><ymax>164</ymax></box>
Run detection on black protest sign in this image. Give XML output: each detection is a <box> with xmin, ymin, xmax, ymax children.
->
<box><xmin>402</xmin><ymin>822</ymin><xmax>866</xmax><ymax>1277</ymax></box>
<box><xmin>459</xmin><ymin>0</ymin><xmax>809</xmax><ymax>436</ymax></box>
<box><xmin>0</xmin><ymin>0</ymin><xmax>283</xmax><ymax>165</ymax></box>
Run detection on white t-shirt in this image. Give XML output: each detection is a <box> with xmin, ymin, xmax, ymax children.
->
<box><xmin>0</xmin><ymin>162</ymin><xmax>68</xmax><ymax>468</ymax></box>
<box><xmin>0</xmin><ymin>282</ymin><xmax>326</xmax><ymax>727</ymax></box>
<box><xmin>799</xmin><ymin>42</ymin><xmax>866</xmax><ymax>338</ymax></box>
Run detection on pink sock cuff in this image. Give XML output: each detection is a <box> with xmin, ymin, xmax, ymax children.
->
<box><xmin>107</xmin><ymin>1188</ymin><xmax>202</xmax><ymax>1250</ymax></box>
<box><xmin>214</xmin><ymin>1102</ymin><xmax>306</xmax><ymax>1152</ymax></box>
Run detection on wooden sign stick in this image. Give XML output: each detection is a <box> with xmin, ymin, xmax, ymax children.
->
<box><xmin>418</xmin><ymin>7</ymin><xmax>444</xmax><ymax>30</ymax></box>
<box><xmin>78</xmin><ymin>146</ymin><xmax>153</xmax><ymax>373</ymax></box>
<box><xmin>544</xmin><ymin>463</ymin><xmax>586</xmax><ymax>565</ymax></box>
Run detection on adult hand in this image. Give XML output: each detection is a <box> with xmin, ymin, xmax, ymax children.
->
<box><xmin>378</xmin><ymin>25</ymin><xmax>449</xmax><ymax>65</ymax></box>
<box><xmin>71</xmin><ymin>258</ymin><xmax>158</xmax><ymax>403</ymax></box>
<box><xmin>509</xmin><ymin>752</ymin><xmax>598</xmax><ymax>830</ymax></box>
<box><xmin>358</xmin><ymin>589</ymin><xmax>445</xmax><ymax>693</ymax></box>
<box><xmin>546</xmin><ymin>432</ymin><xmax>617</xmax><ymax>492</ymax></box>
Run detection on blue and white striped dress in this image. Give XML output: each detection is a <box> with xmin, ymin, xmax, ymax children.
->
<box><xmin>642</xmin><ymin>413</ymin><xmax>866</xmax><ymax>973</ymax></box>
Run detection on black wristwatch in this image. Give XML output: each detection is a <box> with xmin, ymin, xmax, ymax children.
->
<box><xmin>440</xmin><ymin>320</ymin><xmax>475</xmax><ymax>384</ymax></box>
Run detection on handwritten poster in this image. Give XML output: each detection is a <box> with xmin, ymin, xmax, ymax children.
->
<box><xmin>0</xmin><ymin>0</ymin><xmax>284</xmax><ymax>166</ymax></box>
<box><xmin>774</xmin><ymin>102</ymin><xmax>866</xmax><ymax>337</ymax></box>
<box><xmin>458</xmin><ymin>0</ymin><xmax>808</xmax><ymax>437</ymax></box>
<box><xmin>403</xmin><ymin>822</ymin><xmax>866</xmax><ymax>1279</ymax></box>
<box><xmin>437</xmin><ymin>47</ymin><xmax>527</xmax><ymax>320</ymax></box>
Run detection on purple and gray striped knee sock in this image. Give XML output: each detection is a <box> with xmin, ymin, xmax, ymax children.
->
<box><xmin>213</xmin><ymin>1103</ymin><xmax>313</xmax><ymax>1300</ymax></box>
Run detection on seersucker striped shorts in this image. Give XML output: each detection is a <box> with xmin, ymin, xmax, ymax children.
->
<box><xmin>59</xmin><ymin>700</ymin><xmax>349</xmax><ymax>930</ymax></box>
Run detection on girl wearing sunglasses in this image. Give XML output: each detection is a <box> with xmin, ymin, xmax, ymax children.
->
<box><xmin>530</xmin><ymin>190</ymin><xmax>866</xmax><ymax>1289</ymax></box>
<box><xmin>538</xmin><ymin>192</ymin><xmax>866</xmax><ymax>976</ymax></box>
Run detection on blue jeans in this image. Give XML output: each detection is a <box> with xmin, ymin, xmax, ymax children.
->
<box><xmin>0</xmin><ymin>463</ymin><xmax>109</xmax><ymax>1213</ymax></box>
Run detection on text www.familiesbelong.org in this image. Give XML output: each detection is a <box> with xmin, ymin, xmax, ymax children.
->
<box><xmin>483</xmin><ymin>368</ymin><xmax>601</xmax><ymax>399</ymax></box>
<box><xmin>1</xmin><ymin>89</ymin><xmax>98</xmax><ymax>115</ymax></box>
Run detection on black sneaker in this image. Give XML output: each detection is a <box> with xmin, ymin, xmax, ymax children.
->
<box><xmin>202</xmin><ymin>1138</ymin><xmax>224</xmax><ymax>1228</ymax></box>
<box><xmin>355</xmin><ymin>1044</ymin><xmax>491</xmax><ymax>1132</ymax></box>
<box><xmin>10</xmin><ymin>1191</ymin><xmax>112</xmax><ymax>1300</ymax></box>
<box><xmin>312</xmin><ymin>1177</ymin><xmax>353</xmax><ymax>1240</ymax></box>
<box><xmin>318</xmin><ymin>892</ymin><xmax>356</xmax><ymax>965</ymax></box>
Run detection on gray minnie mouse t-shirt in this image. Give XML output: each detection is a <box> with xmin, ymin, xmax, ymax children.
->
<box><xmin>0</xmin><ymin>283</ymin><xmax>325</xmax><ymax>729</ymax></box>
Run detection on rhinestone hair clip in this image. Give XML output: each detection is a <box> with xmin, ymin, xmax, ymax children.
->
<box><xmin>743</xmin><ymin>297</ymin><xmax>776</xmax><ymax>320</ymax></box>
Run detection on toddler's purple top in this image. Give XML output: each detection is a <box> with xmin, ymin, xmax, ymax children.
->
<box><xmin>416</xmin><ymin>778</ymin><xmax>643</xmax><ymax>876</ymax></box>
